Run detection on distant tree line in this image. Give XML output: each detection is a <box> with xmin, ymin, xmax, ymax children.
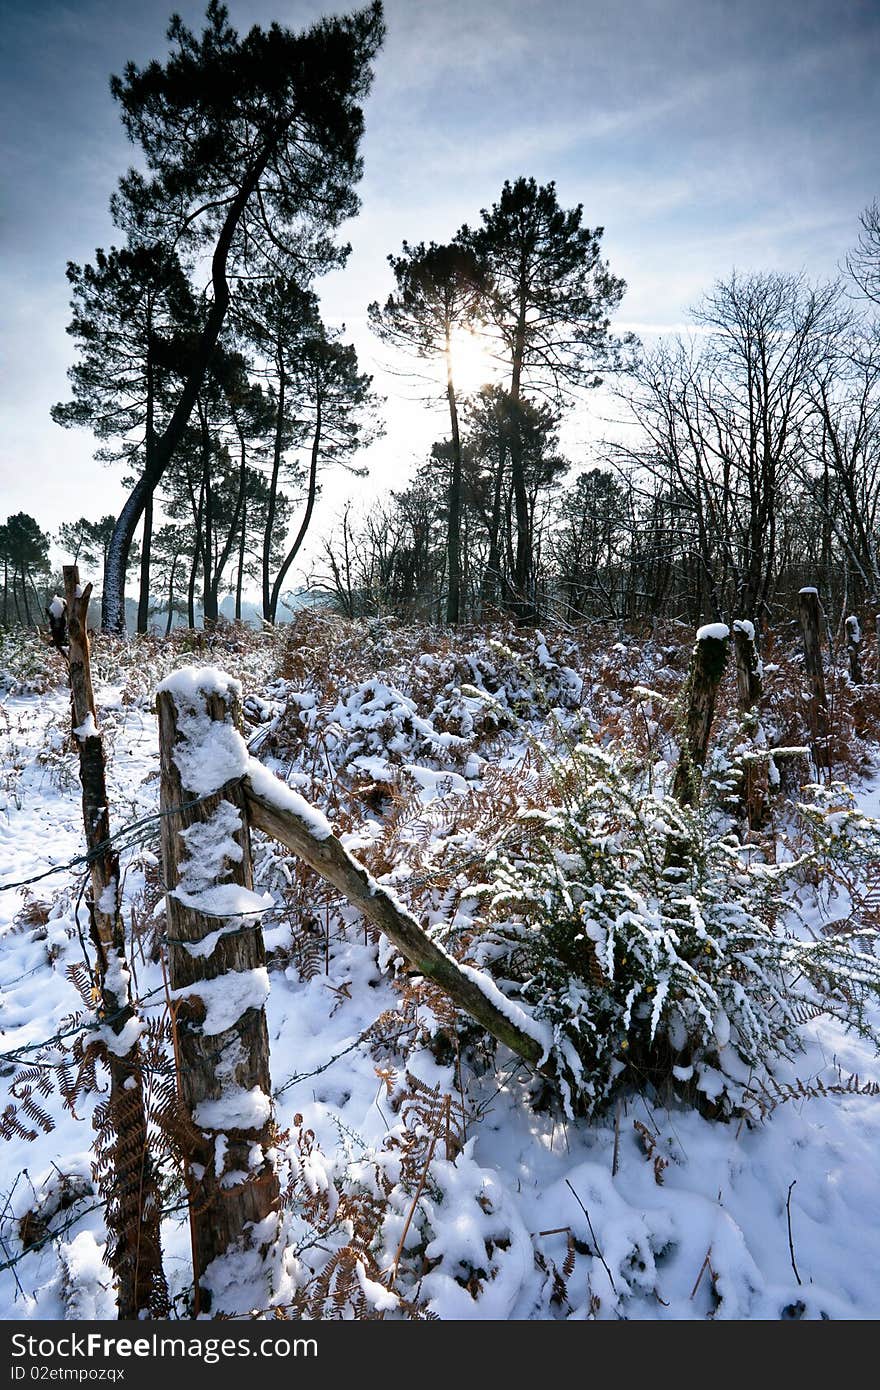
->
<box><xmin>319</xmin><ymin>202</ymin><xmax>880</xmax><ymax>638</ymax></box>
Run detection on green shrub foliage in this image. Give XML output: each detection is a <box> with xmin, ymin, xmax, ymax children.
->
<box><xmin>473</xmin><ymin>737</ymin><xmax>880</xmax><ymax>1118</ymax></box>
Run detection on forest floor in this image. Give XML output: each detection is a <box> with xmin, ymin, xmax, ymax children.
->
<box><xmin>1</xmin><ymin>614</ymin><xmax>879</xmax><ymax>1320</ymax></box>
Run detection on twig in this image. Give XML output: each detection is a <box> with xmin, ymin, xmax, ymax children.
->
<box><xmin>786</xmin><ymin>1179</ymin><xmax>802</xmax><ymax>1286</ymax></box>
<box><xmin>611</xmin><ymin>1098</ymin><xmax>622</xmax><ymax>1177</ymax></box>
<box><xmin>690</xmin><ymin>1246</ymin><xmax>714</xmax><ymax>1300</ymax></box>
<box><xmin>565</xmin><ymin>1179</ymin><xmax>616</xmax><ymax>1293</ymax></box>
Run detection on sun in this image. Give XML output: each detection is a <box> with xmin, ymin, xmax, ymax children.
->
<box><xmin>447</xmin><ymin>327</ymin><xmax>499</xmax><ymax>395</ymax></box>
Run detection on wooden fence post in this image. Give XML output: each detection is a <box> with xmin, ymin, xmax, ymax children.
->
<box><xmin>845</xmin><ymin>615</ymin><xmax>864</xmax><ymax>685</ymax></box>
<box><xmin>48</xmin><ymin>567</ymin><xmax>167</xmax><ymax>1319</ymax></box>
<box><xmin>671</xmin><ymin>623</ymin><xmax>730</xmax><ymax>809</ymax></box>
<box><xmin>798</xmin><ymin>587</ymin><xmax>829</xmax><ymax>772</ymax></box>
<box><xmin>156</xmin><ymin>669</ymin><xmax>280</xmax><ymax>1315</ymax></box>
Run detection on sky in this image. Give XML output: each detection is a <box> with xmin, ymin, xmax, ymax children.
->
<box><xmin>2</xmin><ymin>0</ymin><xmax>879</xmax><ymax>582</ymax></box>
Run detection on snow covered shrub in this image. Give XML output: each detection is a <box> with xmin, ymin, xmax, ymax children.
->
<box><xmin>0</xmin><ymin>627</ymin><xmax>60</xmax><ymax>694</ymax></box>
<box><xmin>470</xmin><ymin>736</ymin><xmax>880</xmax><ymax>1119</ymax></box>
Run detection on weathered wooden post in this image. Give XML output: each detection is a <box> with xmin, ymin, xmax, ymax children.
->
<box><xmin>671</xmin><ymin>623</ymin><xmax>730</xmax><ymax>809</ymax></box>
<box><xmin>732</xmin><ymin>618</ymin><xmax>768</xmax><ymax>829</ymax></box>
<box><xmin>156</xmin><ymin>668</ymin><xmax>280</xmax><ymax>1315</ymax></box>
<box><xmin>732</xmin><ymin>619</ymin><xmax>763</xmax><ymax>712</ymax></box>
<box><xmin>845</xmin><ymin>615</ymin><xmax>864</xmax><ymax>685</ymax></box>
<box><xmin>47</xmin><ymin>567</ymin><xmax>167</xmax><ymax>1319</ymax></box>
<box><xmin>798</xmin><ymin>587</ymin><xmax>829</xmax><ymax>772</ymax></box>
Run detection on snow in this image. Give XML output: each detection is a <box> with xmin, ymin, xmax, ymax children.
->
<box><xmin>172</xmin><ymin>881</ymin><xmax>273</xmax><ymax>920</ymax></box>
<box><xmin>799</xmin><ymin>586</ymin><xmax>819</xmax><ymax>595</ymax></box>
<box><xmin>2</xmin><ymin>630</ymin><xmax>880</xmax><ymax>1323</ymax></box>
<box><xmin>96</xmin><ymin>880</ymin><xmax>118</xmax><ymax>917</ymax></box>
<box><xmin>155</xmin><ymin>666</ymin><xmax>249</xmax><ymax>796</ymax></box>
<box><xmin>733</xmin><ymin>619</ymin><xmax>755</xmax><ymax>642</ymax></box>
<box><xmin>846</xmin><ymin>615</ymin><xmax>862</xmax><ymax>643</ymax></box>
<box><xmin>97</xmin><ymin>1014</ymin><xmax>145</xmax><ymax>1057</ymax></box>
<box><xmin>58</xmin><ymin>1231</ymin><xmax>114</xmax><ymax>1321</ymax></box>
<box><xmin>48</xmin><ymin>596</ymin><xmax>65</xmax><ymax>620</ymax></box>
<box><xmin>457</xmin><ymin>962</ymin><xmax>553</xmax><ymax>1058</ymax></box>
<box><xmin>171</xmin><ymin>967</ymin><xmax>270</xmax><ymax>1036</ymax></box>
<box><xmin>102</xmin><ymin>949</ymin><xmax>128</xmax><ymax>997</ymax></box>
<box><xmin>696</xmin><ymin>622</ymin><xmax>730</xmax><ymax>642</ymax></box>
<box><xmin>169</xmin><ymin>797</ymin><xmax>274</xmax><ymax>930</ymax></box>
<box><xmin>72</xmin><ymin>713</ymin><xmax>98</xmax><ymax>742</ymax></box>
<box><xmin>245</xmin><ymin>756</ymin><xmax>333</xmax><ymax>840</ymax></box>
<box><xmin>155</xmin><ymin>665</ymin><xmax>243</xmax><ymax>706</ymax></box>
<box><xmin>194</xmin><ymin>1085</ymin><xmax>271</xmax><ymax>1132</ymax></box>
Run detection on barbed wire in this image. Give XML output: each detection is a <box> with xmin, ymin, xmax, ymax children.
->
<box><xmin>0</xmin><ymin>789</ymin><xmax>219</xmax><ymax>897</ymax></box>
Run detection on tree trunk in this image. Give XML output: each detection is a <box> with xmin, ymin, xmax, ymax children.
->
<box><xmin>137</xmin><ymin>365</ymin><xmax>155</xmax><ymax>636</ymax></box>
<box><xmin>156</xmin><ymin>676</ymin><xmax>280</xmax><ymax>1315</ymax></box>
<box><xmin>52</xmin><ymin>567</ymin><xmax>167</xmax><ymax>1319</ymax></box>
<box><xmin>508</xmin><ymin>313</ymin><xmax>534</xmax><ymax>622</ymax></box>
<box><xmin>798</xmin><ymin>587</ymin><xmax>829</xmax><ymax>774</ymax></box>
<box><xmin>263</xmin><ymin>369</ymin><xmax>285</xmax><ymax>624</ymax></box>
<box><xmin>444</xmin><ymin>336</ymin><xmax>463</xmax><ymax>626</ymax></box>
<box><xmin>13</xmin><ymin>570</ymin><xmax>24</xmax><ymax>625</ymax></box>
<box><xmin>101</xmin><ymin>146</ymin><xmax>278</xmax><ymax>633</ymax></box>
<box><xmin>236</xmin><ymin>491</ymin><xmax>247</xmax><ymax>624</ymax></box>
<box><xmin>137</xmin><ymin>490</ymin><xmax>153</xmax><ymax>635</ymax></box>
<box><xmin>269</xmin><ymin>399</ymin><xmax>321</xmax><ymax>624</ymax></box>
<box><xmin>165</xmin><ymin>553</ymin><xmax>179</xmax><ymax>637</ymax></box>
<box><xmin>481</xmin><ymin>444</ymin><xmax>506</xmax><ymax>611</ymax></box>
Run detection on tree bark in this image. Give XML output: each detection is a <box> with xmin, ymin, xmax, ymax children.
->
<box><xmin>156</xmin><ymin>679</ymin><xmax>280</xmax><ymax>1314</ymax></box>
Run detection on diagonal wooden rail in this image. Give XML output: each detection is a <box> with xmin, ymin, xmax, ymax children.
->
<box><xmin>242</xmin><ymin>763</ymin><xmax>551</xmax><ymax>1073</ymax></box>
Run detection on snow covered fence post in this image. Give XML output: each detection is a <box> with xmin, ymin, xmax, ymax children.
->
<box><xmin>798</xmin><ymin>587</ymin><xmax>829</xmax><ymax>773</ymax></box>
<box><xmin>670</xmin><ymin>622</ymin><xmax>729</xmax><ymax>809</ymax></box>
<box><xmin>732</xmin><ymin>619</ymin><xmax>768</xmax><ymax>829</ymax></box>
<box><xmin>49</xmin><ymin>566</ymin><xmax>167</xmax><ymax>1320</ymax></box>
<box><xmin>156</xmin><ymin>668</ymin><xmax>281</xmax><ymax>1315</ymax></box>
<box><xmin>845</xmin><ymin>615</ymin><xmax>864</xmax><ymax>685</ymax></box>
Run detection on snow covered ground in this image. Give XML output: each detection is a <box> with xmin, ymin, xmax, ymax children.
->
<box><xmin>1</xmin><ymin>625</ymin><xmax>879</xmax><ymax>1320</ymax></box>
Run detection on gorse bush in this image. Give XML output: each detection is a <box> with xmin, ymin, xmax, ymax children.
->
<box><xmin>470</xmin><ymin>736</ymin><xmax>880</xmax><ymax>1118</ymax></box>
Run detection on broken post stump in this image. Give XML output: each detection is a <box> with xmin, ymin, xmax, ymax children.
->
<box><xmin>671</xmin><ymin>623</ymin><xmax>730</xmax><ymax>809</ymax></box>
<box><xmin>156</xmin><ymin>668</ymin><xmax>280</xmax><ymax>1315</ymax></box>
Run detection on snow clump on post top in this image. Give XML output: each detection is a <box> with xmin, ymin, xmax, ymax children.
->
<box><xmin>695</xmin><ymin>622</ymin><xmax>730</xmax><ymax>643</ymax></box>
<box><xmin>155</xmin><ymin>665</ymin><xmax>249</xmax><ymax>796</ymax></box>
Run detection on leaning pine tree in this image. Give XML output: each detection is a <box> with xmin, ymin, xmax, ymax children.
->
<box><xmin>88</xmin><ymin>0</ymin><xmax>384</xmax><ymax>632</ymax></box>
